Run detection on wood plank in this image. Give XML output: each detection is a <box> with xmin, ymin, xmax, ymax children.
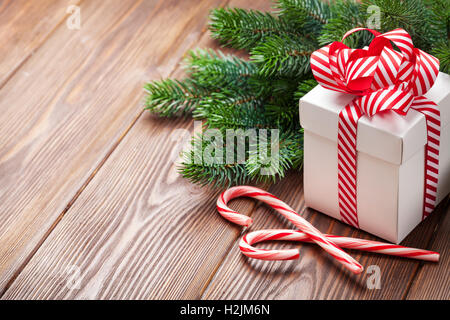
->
<box><xmin>0</xmin><ymin>0</ymin><xmax>226</xmax><ymax>295</ymax></box>
<box><xmin>406</xmin><ymin>196</ymin><xmax>449</xmax><ymax>300</ymax></box>
<box><xmin>0</xmin><ymin>0</ymin><xmax>80</xmax><ymax>88</ymax></box>
<box><xmin>1</xmin><ymin>0</ymin><xmax>272</xmax><ymax>300</ymax></box>
<box><xmin>3</xmin><ymin>0</ymin><xmax>448</xmax><ymax>300</ymax></box>
<box><xmin>202</xmin><ymin>172</ymin><xmax>337</xmax><ymax>299</ymax></box>
<box><xmin>202</xmin><ymin>172</ymin><xmax>447</xmax><ymax>299</ymax></box>
<box><xmin>0</xmin><ymin>107</ymin><xmax>256</xmax><ymax>300</ymax></box>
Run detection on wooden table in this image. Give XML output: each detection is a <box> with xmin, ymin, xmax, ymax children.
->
<box><xmin>0</xmin><ymin>0</ymin><xmax>448</xmax><ymax>300</ymax></box>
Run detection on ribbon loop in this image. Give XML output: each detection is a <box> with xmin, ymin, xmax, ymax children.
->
<box><xmin>342</xmin><ymin>27</ymin><xmax>381</xmax><ymax>41</ymax></box>
<box><xmin>373</xmin><ymin>28</ymin><xmax>414</xmax><ymax>60</ymax></box>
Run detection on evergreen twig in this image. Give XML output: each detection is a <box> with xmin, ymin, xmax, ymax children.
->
<box><xmin>209</xmin><ymin>7</ymin><xmax>304</xmax><ymax>49</ymax></box>
<box><xmin>144</xmin><ymin>0</ymin><xmax>449</xmax><ymax>188</ymax></box>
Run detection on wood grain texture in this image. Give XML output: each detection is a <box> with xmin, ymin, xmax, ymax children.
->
<box><xmin>202</xmin><ymin>172</ymin><xmax>447</xmax><ymax>299</ymax></box>
<box><xmin>1</xmin><ymin>112</ymin><xmax>256</xmax><ymax>300</ymax></box>
<box><xmin>0</xmin><ymin>0</ymin><xmax>226</xmax><ymax>294</ymax></box>
<box><xmin>1</xmin><ymin>0</ymin><xmax>448</xmax><ymax>300</ymax></box>
<box><xmin>1</xmin><ymin>0</ymin><xmax>274</xmax><ymax>300</ymax></box>
<box><xmin>0</xmin><ymin>0</ymin><xmax>80</xmax><ymax>88</ymax></box>
<box><xmin>407</xmin><ymin>197</ymin><xmax>449</xmax><ymax>300</ymax></box>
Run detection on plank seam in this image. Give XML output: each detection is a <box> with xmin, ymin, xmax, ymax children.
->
<box><xmin>402</xmin><ymin>195</ymin><xmax>450</xmax><ymax>300</ymax></box>
<box><xmin>0</xmin><ymin>0</ymin><xmax>228</xmax><ymax>299</ymax></box>
<box><xmin>0</xmin><ymin>0</ymin><xmax>161</xmax><ymax>298</ymax></box>
<box><xmin>199</xmin><ymin>178</ymin><xmax>306</xmax><ymax>299</ymax></box>
<box><xmin>0</xmin><ymin>0</ymin><xmax>84</xmax><ymax>92</ymax></box>
<box><xmin>198</xmin><ymin>202</ymin><xmax>261</xmax><ymax>299</ymax></box>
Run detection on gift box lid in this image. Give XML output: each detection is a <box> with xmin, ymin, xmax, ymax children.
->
<box><xmin>299</xmin><ymin>72</ymin><xmax>450</xmax><ymax>165</ymax></box>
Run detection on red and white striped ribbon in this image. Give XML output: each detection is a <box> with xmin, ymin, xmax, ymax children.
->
<box><xmin>310</xmin><ymin>28</ymin><xmax>441</xmax><ymax>226</ymax></box>
<box><xmin>412</xmin><ymin>97</ymin><xmax>441</xmax><ymax>217</ymax></box>
<box><xmin>217</xmin><ymin>186</ymin><xmax>439</xmax><ymax>272</ymax></box>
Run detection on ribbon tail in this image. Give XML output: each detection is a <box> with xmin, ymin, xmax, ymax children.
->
<box><xmin>337</xmin><ymin>101</ymin><xmax>363</xmax><ymax>227</ymax></box>
<box><xmin>411</xmin><ymin>96</ymin><xmax>441</xmax><ymax>219</ymax></box>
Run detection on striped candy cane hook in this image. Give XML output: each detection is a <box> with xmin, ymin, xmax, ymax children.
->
<box><xmin>240</xmin><ymin>229</ymin><xmax>439</xmax><ymax>262</ymax></box>
<box><xmin>217</xmin><ymin>186</ymin><xmax>439</xmax><ymax>273</ymax></box>
<box><xmin>218</xmin><ymin>186</ymin><xmax>364</xmax><ymax>274</ymax></box>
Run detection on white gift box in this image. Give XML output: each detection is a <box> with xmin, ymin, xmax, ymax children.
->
<box><xmin>299</xmin><ymin>72</ymin><xmax>450</xmax><ymax>243</ymax></box>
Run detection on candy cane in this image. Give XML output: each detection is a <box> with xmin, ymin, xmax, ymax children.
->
<box><xmin>240</xmin><ymin>229</ymin><xmax>439</xmax><ymax>262</ymax></box>
<box><xmin>217</xmin><ymin>186</ymin><xmax>439</xmax><ymax>273</ymax></box>
<box><xmin>218</xmin><ymin>186</ymin><xmax>364</xmax><ymax>274</ymax></box>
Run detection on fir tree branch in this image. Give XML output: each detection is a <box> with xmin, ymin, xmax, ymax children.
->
<box><xmin>179</xmin><ymin>133</ymin><xmax>251</xmax><ymax>188</ymax></box>
<box><xmin>262</xmin><ymin>78</ymin><xmax>309</xmax><ymax>128</ymax></box>
<box><xmin>275</xmin><ymin>0</ymin><xmax>333</xmax><ymax>25</ymax></box>
<box><xmin>319</xmin><ymin>0</ymin><xmax>372</xmax><ymax>47</ymax></box>
<box><xmin>144</xmin><ymin>79</ymin><xmax>209</xmax><ymax>117</ymax></box>
<box><xmin>179</xmin><ymin>129</ymin><xmax>303</xmax><ymax>187</ymax></box>
<box><xmin>432</xmin><ymin>40</ymin><xmax>450</xmax><ymax>74</ymax></box>
<box><xmin>361</xmin><ymin>0</ymin><xmax>442</xmax><ymax>51</ymax></box>
<box><xmin>246</xmin><ymin>129</ymin><xmax>304</xmax><ymax>182</ymax></box>
<box><xmin>251</xmin><ymin>35</ymin><xmax>315</xmax><ymax>77</ymax></box>
<box><xmin>264</xmin><ymin>103</ymin><xmax>299</xmax><ymax>129</ymax></box>
<box><xmin>423</xmin><ymin>0</ymin><xmax>450</xmax><ymax>40</ymax></box>
<box><xmin>185</xmin><ymin>49</ymin><xmax>257</xmax><ymax>89</ymax></box>
<box><xmin>193</xmin><ymin>89</ymin><xmax>265</xmax><ymax>129</ymax></box>
<box><xmin>209</xmin><ymin>7</ymin><xmax>304</xmax><ymax>50</ymax></box>
<box><xmin>294</xmin><ymin>78</ymin><xmax>318</xmax><ymax>100</ymax></box>
<box><xmin>145</xmin><ymin>0</ymin><xmax>449</xmax><ymax>188</ymax></box>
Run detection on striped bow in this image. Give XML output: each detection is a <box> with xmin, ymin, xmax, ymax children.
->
<box><xmin>310</xmin><ymin>28</ymin><xmax>441</xmax><ymax>227</ymax></box>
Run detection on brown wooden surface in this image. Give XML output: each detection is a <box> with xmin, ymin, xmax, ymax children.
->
<box><xmin>407</xmin><ymin>200</ymin><xmax>450</xmax><ymax>300</ymax></box>
<box><xmin>0</xmin><ymin>0</ymin><xmax>80</xmax><ymax>88</ymax></box>
<box><xmin>203</xmin><ymin>176</ymin><xmax>449</xmax><ymax>299</ymax></box>
<box><xmin>0</xmin><ymin>0</ymin><xmax>448</xmax><ymax>300</ymax></box>
<box><xmin>0</xmin><ymin>0</ymin><xmax>226</xmax><ymax>295</ymax></box>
